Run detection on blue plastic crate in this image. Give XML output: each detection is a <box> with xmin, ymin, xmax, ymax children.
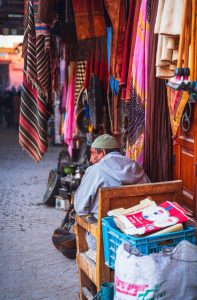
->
<box><xmin>102</xmin><ymin>217</ymin><xmax>196</xmax><ymax>270</ymax></box>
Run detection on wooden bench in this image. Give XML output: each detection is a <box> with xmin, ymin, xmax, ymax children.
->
<box><xmin>75</xmin><ymin>180</ymin><xmax>182</xmax><ymax>299</ymax></box>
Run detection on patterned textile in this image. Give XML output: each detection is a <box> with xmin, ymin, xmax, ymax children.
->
<box><xmin>125</xmin><ymin>0</ymin><xmax>141</xmax><ymax>100</ymax></box>
<box><xmin>126</xmin><ymin>0</ymin><xmax>150</xmax><ymax>166</ymax></box>
<box><xmin>75</xmin><ymin>61</ymin><xmax>86</xmax><ymax>103</ymax></box>
<box><xmin>167</xmin><ymin>88</ymin><xmax>189</xmax><ymax>137</ymax></box>
<box><xmin>19</xmin><ymin>0</ymin><xmax>51</xmax><ymax>162</ymax></box>
<box><xmin>104</xmin><ymin>0</ymin><xmax>126</xmax><ymax>79</ymax></box>
<box><xmin>72</xmin><ymin>0</ymin><xmax>106</xmax><ymax>40</ymax></box>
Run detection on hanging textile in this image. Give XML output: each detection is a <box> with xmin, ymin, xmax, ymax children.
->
<box><xmin>75</xmin><ymin>61</ymin><xmax>86</xmax><ymax>103</ymax></box>
<box><xmin>19</xmin><ymin>0</ymin><xmax>52</xmax><ymax>162</ymax></box>
<box><xmin>124</xmin><ymin>0</ymin><xmax>142</xmax><ymax>100</ymax></box>
<box><xmin>126</xmin><ymin>0</ymin><xmax>150</xmax><ymax>166</ymax></box>
<box><xmin>166</xmin><ymin>0</ymin><xmax>193</xmax><ymax>137</ymax></box>
<box><xmin>72</xmin><ymin>0</ymin><xmax>106</xmax><ymax>40</ymax></box>
<box><xmin>37</xmin><ymin>0</ymin><xmax>55</xmax><ymax>25</ymax></box>
<box><xmin>84</xmin><ymin>39</ymin><xmax>108</xmax><ymax>94</ymax></box>
<box><xmin>64</xmin><ymin>62</ymin><xmax>77</xmax><ymax>156</ymax></box>
<box><xmin>120</xmin><ymin>0</ymin><xmax>136</xmax><ymax>98</ymax></box>
<box><xmin>103</xmin><ymin>0</ymin><xmax>126</xmax><ymax>79</ymax></box>
<box><xmin>144</xmin><ymin>0</ymin><xmax>172</xmax><ymax>182</ymax></box>
<box><xmin>154</xmin><ymin>0</ymin><xmax>184</xmax><ymax>79</ymax></box>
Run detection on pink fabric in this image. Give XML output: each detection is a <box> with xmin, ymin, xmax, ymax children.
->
<box><xmin>64</xmin><ymin>62</ymin><xmax>77</xmax><ymax>156</ymax></box>
<box><xmin>126</xmin><ymin>0</ymin><xmax>150</xmax><ymax>166</ymax></box>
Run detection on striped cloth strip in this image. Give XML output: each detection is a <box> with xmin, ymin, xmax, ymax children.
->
<box><xmin>19</xmin><ymin>0</ymin><xmax>51</xmax><ymax>162</ymax></box>
<box><xmin>75</xmin><ymin>61</ymin><xmax>86</xmax><ymax>103</ymax></box>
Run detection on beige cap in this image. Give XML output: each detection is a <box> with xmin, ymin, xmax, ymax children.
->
<box><xmin>91</xmin><ymin>134</ymin><xmax>119</xmax><ymax>149</ymax></box>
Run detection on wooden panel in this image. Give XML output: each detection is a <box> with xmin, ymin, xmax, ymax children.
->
<box><xmin>173</xmin><ymin>102</ymin><xmax>197</xmax><ymax>218</ymax></box>
<box><xmin>76</xmin><ymin>216</ymin><xmax>97</xmax><ymax>238</ymax></box>
<box><xmin>77</xmin><ymin>253</ymin><xmax>96</xmax><ymax>284</ymax></box>
<box><xmin>180</xmin><ymin>147</ymin><xmax>195</xmax><ymax>195</ymax></box>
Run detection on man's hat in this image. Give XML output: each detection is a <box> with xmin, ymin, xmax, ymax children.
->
<box><xmin>91</xmin><ymin>134</ymin><xmax>119</xmax><ymax>149</ymax></box>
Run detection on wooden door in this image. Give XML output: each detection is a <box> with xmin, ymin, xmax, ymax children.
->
<box><xmin>173</xmin><ymin>103</ymin><xmax>197</xmax><ymax>218</ymax></box>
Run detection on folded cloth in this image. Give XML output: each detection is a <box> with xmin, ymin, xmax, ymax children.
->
<box><xmin>86</xmin><ymin>232</ymin><xmax>97</xmax><ymax>251</ymax></box>
<box><xmin>85</xmin><ymin>249</ymin><xmax>97</xmax><ymax>263</ymax></box>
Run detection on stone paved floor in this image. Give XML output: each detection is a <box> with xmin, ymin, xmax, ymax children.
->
<box><xmin>0</xmin><ymin>128</ymin><xmax>79</xmax><ymax>300</ymax></box>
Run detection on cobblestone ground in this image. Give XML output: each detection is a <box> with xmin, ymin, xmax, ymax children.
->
<box><xmin>0</xmin><ymin>128</ymin><xmax>79</xmax><ymax>300</ymax></box>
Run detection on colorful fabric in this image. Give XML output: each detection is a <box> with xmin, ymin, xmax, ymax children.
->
<box><xmin>64</xmin><ymin>62</ymin><xmax>77</xmax><ymax>156</ymax></box>
<box><xmin>125</xmin><ymin>0</ymin><xmax>142</xmax><ymax>100</ymax></box>
<box><xmin>19</xmin><ymin>0</ymin><xmax>51</xmax><ymax>162</ymax></box>
<box><xmin>167</xmin><ymin>88</ymin><xmax>189</xmax><ymax>137</ymax></box>
<box><xmin>84</xmin><ymin>38</ymin><xmax>108</xmax><ymax>94</ymax></box>
<box><xmin>104</xmin><ymin>0</ymin><xmax>126</xmax><ymax>79</ymax></box>
<box><xmin>72</xmin><ymin>0</ymin><xmax>106</xmax><ymax>40</ymax></box>
<box><xmin>120</xmin><ymin>0</ymin><xmax>135</xmax><ymax>95</ymax></box>
<box><xmin>126</xmin><ymin>0</ymin><xmax>150</xmax><ymax>166</ymax></box>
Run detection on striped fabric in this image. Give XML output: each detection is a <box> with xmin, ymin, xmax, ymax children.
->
<box><xmin>19</xmin><ymin>0</ymin><xmax>51</xmax><ymax>162</ymax></box>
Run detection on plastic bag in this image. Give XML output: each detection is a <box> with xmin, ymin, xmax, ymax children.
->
<box><xmin>114</xmin><ymin>241</ymin><xmax>197</xmax><ymax>300</ymax></box>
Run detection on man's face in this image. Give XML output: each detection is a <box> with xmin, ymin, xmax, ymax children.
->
<box><xmin>90</xmin><ymin>147</ymin><xmax>106</xmax><ymax>164</ymax></box>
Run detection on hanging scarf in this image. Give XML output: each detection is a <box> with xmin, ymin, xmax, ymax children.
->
<box><xmin>19</xmin><ymin>0</ymin><xmax>51</xmax><ymax>162</ymax></box>
<box><xmin>125</xmin><ymin>0</ymin><xmax>142</xmax><ymax>100</ymax></box>
<box><xmin>126</xmin><ymin>0</ymin><xmax>150</xmax><ymax>166</ymax></box>
<box><xmin>75</xmin><ymin>61</ymin><xmax>86</xmax><ymax>103</ymax></box>
<box><xmin>84</xmin><ymin>38</ymin><xmax>108</xmax><ymax>94</ymax></box>
<box><xmin>104</xmin><ymin>0</ymin><xmax>126</xmax><ymax>79</ymax></box>
<box><xmin>64</xmin><ymin>62</ymin><xmax>77</xmax><ymax>156</ymax></box>
<box><xmin>120</xmin><ymin>0</ymin><xmax>136</xmax><ymax>98</ymax></box>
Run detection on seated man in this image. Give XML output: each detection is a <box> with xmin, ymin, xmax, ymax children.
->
<box><xmin>74</xmin><ymin>134</ymin><xmax>150</xmax><ymax>250</ymax></box>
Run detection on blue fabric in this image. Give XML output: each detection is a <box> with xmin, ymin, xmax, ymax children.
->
<box><xmin>110</xmin><ymin>76</ymin><xmax>119</xmax><ymax>94</ymax></box>
<box><xmin>107</xmin><ymin>27</ymin><xmax>112</xmax><ymax>72</ymax></box>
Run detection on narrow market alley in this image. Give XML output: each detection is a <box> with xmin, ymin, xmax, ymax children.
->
<box><xmin>0</xmin><ymin>128</ymin><xmax>79</xmax><ymax>300</ymax></box>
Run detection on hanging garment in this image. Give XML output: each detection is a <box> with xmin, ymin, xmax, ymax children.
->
<box><xmin>75</xmin><ymin>61</ymin><xmax>86</xmax><ymax>103</ymax></box>
<box><xmin>154</xmin><ymin>0</ymin><xmax>184</xmax><ymax>78</ymax></box>
<box><xmin>19</xmin><ymin>0</ymin><xmax>52</xmax><ymax>162</ymax></box>
<box><xmin>64</xmin><ymin>62</ymin><xmax>77</xmax><ymax>156</ymax></box>
<box><xmin>126</xmin><ymin>0</ymin><xmax>150</xmax><ymax>166</ymax></box>
<box><xmin>37</xmin><ymin>0</ymin><xmax>55</xmax><ymax>25</ymax></box>
<box><xmin>125</xmin><ymin>0</ymin><xmax>142</xmax><ymax>100</ymax></box>
<box><xmin>104</xmin><ymin>0</ymin><xmax>126</xmax><ymax>79</ymax></box>
<box><xmin>120</xmin><ymin>0</ymin><xmax>136</xmax><ymax>99</ymax></box>
<box><xmin>167</xmin><ymin>89</ymin><xmax>189</xmax><ymax>137</ymax></box>
<box><xmin>84</xmin><ymin>39</ymin><xmax>108</xmax><ymax>94</ymax></box>
<box><xmin>144</xmin><ymin>0</ymin><xmax>172</xmax><ymax>182</ymax></box>
<box><xmin>72</xmin><ymin>0</ymin><xmax>106</xmax><ymax>40</ymax></box>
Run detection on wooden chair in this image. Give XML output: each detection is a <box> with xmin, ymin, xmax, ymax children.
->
<box><xmin>75</xmin><ymin>180</ymin><xmax>182</xmax><ymax>299</ymax></box>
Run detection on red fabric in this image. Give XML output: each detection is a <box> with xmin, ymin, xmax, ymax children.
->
<box><xmin>125</xmin><ymin>0</ymin><xmax>141</xmax><ymax>100</ymax></box>
<box><xmin>120</xmin><ymin>0</ymin><xmax>135</xmax><ymax>89</ymax></box>
<box><xmin>104</xmin><ymin>0</ymin><xmax>126</xmax><ymax>79</ymax></box>
<box><xmin>72</xmin><ymin>0</ymin><xmax>106</xmax><ymax>40</ymax></box>
<box><xmin>84</xmin><ymin>40</ymin><xmax>108</xmax><ymax>94</ymax></box>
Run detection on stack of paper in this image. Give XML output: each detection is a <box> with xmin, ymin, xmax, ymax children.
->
<box><xmin>113</xmin><ymin>200</ymin><xmax>189</xmax><ymax>236</ymax></box>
